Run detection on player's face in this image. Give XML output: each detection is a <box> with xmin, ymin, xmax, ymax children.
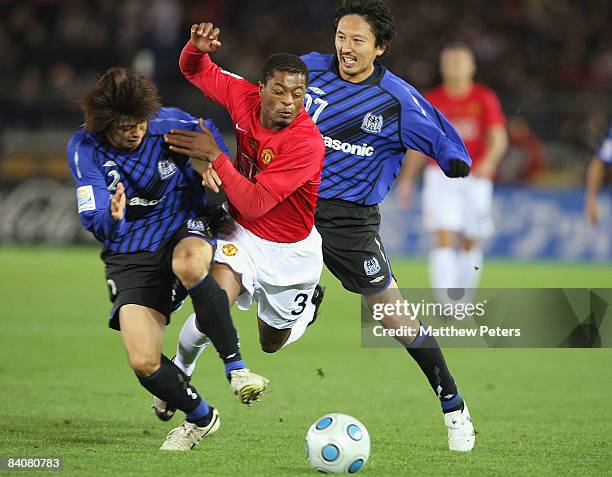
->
<box><xmin>259</xmin><ymin>71</ymin><xmax>307</xmax><ymax>130</ymax></box>
<box><xmin>440</xmin><ymin>48</ymin><xmax>476</xmax><ymax>83</ymax></box>
<box><xmin>106</xmin><ymin>117</ymin><xmax>148</xmax><ymax>151</ymax></box>
<box><xmin>335</xmin><ymin>14</ymin><xmax>386</xmax><ymax>83</ymax></box>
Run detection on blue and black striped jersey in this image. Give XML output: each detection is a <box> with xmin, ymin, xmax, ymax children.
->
<box><xmin>301</xmin><ymin>52</ymin><xmax>471</xmax><ymax>205</ymax></box>
<box><xmin>67</xmin><ymin>107</ymin><xmax>229</xmax><ymax>253</ymax></box>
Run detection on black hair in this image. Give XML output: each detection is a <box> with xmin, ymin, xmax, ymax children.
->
<box><xmin>260</xmin><ymin>53</ymin><xmax>309</xmax><ymax>85</ymax></box>
<box><xmin>334</xmin><ymin>0</ymin><xmax>396</xmax><ymax>53</ymax></box>
<box><xmin>80</xmin><ymin>67</ymin><xmax>161</xmax><ymax>134</ymax></box>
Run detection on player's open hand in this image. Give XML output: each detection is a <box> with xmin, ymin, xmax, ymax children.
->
<box><xmin>110</xmin><ymin>182</ymin><xmax>126</xmax><ymax>221</ymax></box>
<box><xmin>164</xmin><ymin>119</ymin><xmax>223</xmax><ymax>162</ymax></box>
<box><xmin>202</xmin><ymin>162</ymin><xmax>222</xmax><ymax>193</ymax></box>
<box><xmin>191</xmin><ymin>22</ymin><xmax>221</xmax><ymax>54</ymax></box>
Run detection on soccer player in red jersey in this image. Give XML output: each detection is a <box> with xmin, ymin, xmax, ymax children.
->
<box><xmin>163</xmin><ymin>22</ymin><xmax>325</xmax><ymax>372</ymax></box>
<box><xmin>398</xmin><ymin>43</ymin><xmax>508</xmax><ymax>297</ymax></box>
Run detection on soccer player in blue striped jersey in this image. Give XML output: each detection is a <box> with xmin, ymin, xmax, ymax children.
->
<box><xmin>299</xmin><ymin>1</ymin><xmax>475</xmax><ymax>451</ymax></box>
<box><xmin>585</xmin><ymin>123</ymin><xmax>612</xmax><ymax>225</ymax></box>
<box><xmin>67</xmin><ymin>67</ymin><xmax>268</xmax><ymax>451</ymax></box>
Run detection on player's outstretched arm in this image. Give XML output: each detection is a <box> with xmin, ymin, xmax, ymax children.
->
<box><xmin>179</xmin><ymin>23</ymin><xmax>248</xmax><ymax>116</ymax></box>
<box><xmin>399</xmin><ymin>89</ymin><xmax>471</xmax><ymax>178</ymax></box>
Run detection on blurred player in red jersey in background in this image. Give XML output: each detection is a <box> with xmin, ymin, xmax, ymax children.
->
<box><xmin>397</xmin><ymin>43</ymin><xmax>508</xmax><ymax>298</ymax></box>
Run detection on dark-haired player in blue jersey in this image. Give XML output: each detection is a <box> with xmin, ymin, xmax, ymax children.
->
<box><xmin>300</xmin><ymin>0</ymin><xmax>475</xmax><ymax>451</ymax></box>
<box><xmin>585</xmin><ymin>123</ymin><xmax>612</xmax><ymax>225</ymax></box>
<box><xmin>67</xmin><ymin>67</ymin><xmax>268</xmax><ymax>451</ymax></box>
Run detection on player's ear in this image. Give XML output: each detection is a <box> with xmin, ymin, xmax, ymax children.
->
<box><xmin>258</xmin><ymin>81</ymin><xmax>264</xmax><ymax>98</ymax></box>
<box><xmin>376</xmin><ymin>42</ymin><xmax>387</xmax><ymax>58</ymax></box>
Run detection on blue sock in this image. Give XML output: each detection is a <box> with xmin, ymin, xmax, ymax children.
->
<box><xmin>186</xmin><ymin>399</ymin><xmax>210</xmax><ymax>424</ymax></box>
<box><xmin>225</xmin><ymin>359</ymin><xmax>246</xmax><ymax>377</ymax></box>
<box><xmin>441</xmin><ymin>393</ymin><xmax>464</xmax><ymax>413</ymax></box>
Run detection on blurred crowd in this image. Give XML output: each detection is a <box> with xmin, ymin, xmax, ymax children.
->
<box><xmin>0</xmin><ymin>0</ymin><xmax>610</xmax><ymax>176</ymax></box>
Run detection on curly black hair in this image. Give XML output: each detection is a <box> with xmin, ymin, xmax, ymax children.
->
<box><xmin>334</xmin><ymin>0</ymin><xmax>396</xmax><ymax>53</ymax></box>
<box><xmin>260</xmin><ymin>53</ymin><xmax>309</xmax><ymax>85</ymax></box>
<box><xmin>79</xmin><ymin>67</ymin><xmax>161</xmax><ymax>134</ymax></box>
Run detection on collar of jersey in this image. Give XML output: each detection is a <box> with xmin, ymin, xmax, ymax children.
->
<box><xmin>331</xmin><ymin>57</ymin><xmax>386</xmax><ymax>86</ymax></box>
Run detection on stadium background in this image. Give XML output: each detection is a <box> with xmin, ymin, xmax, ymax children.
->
<box><xmin>1</xmin><ymin>1</ymin><xmax>611</xmax><ymax>475</ymax></box>
<box><xmin>0</xmin><ymin>0</ymin><xmax>611</xmax><ymax>259</ymax></box>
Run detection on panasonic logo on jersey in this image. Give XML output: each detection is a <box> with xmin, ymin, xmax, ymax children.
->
<box><xmin>323</xmin><ymin>136</ymin><xmax>374</xmax><ymax>157</ymax></box>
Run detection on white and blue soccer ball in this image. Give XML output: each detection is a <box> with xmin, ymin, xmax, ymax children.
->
<box><xmin>305</xmin><ymin>413</ymin><xmax>370</xmax><ymax>474</ymax></box>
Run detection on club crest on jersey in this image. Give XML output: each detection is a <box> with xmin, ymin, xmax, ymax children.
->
<box><xmin>222</xmin><ymin>243</ymin><xmax>239</xmax><ymax>256</ymax></box>
<box><xmin>158</xmin><ymin>159</ymin><xmax>177</xmax><ymax>180</ymax></box>
<box><xmin>361</xmin><ymin>112</ymin><xmax>384</xmax><ymax>134</ymax></box>
<box><xmin>364</xmin><ymin>256</ymin><xmax>382</xmax><ymax>276</ymax></box>
<box><xmin>186</xmin><ymin>219</ymin><xmax>206</xmax><ymax>232</ymax></box>
<box><xmin>261</xmin><ymin>148</ymin><xmax>275</xmax><ymax>165</ymax></box>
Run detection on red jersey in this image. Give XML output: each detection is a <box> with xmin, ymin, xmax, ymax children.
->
<box><xmin>179</xmin><ymin>41</ymin><xmax>324</xmax><ymax>243</ymax></box>
<box><xmin>426</xmin><ymin>83</ymin><xmax>506</xmax><ymax>166</ymax></box>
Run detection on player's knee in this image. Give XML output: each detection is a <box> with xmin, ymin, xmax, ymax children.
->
<box><xmin>259</xmin><ymin>338</ymin><xmax>282</xmax><ymax>354</ymax></box>
<box><xmin>128</xmin><ymin>354</ymin><xmax>161</xmax><ymax>377</ymax></box>
<box><xmin>173</xmin><ymin>256</ymin><xmax>209</xmax><ymax>288</ymax></box>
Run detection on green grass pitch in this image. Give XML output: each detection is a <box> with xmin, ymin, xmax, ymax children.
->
<box><xmin>1</xmin><ymin>246</ymin><xmax>611</xmax><ymax>476</ymax></box>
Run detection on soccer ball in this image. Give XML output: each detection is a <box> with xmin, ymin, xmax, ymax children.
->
<box><xmin>305</xmin><ymin>413</ymin><xmax>370</xmax><ymax>474</ymax></box>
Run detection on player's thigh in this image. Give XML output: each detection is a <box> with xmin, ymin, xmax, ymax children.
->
<box><xmin>318</xmin><ymin>224</ymin><xmax>392</xmax><ymax>295</ymax></box>
<box><xmin>422</xmin><ymin>166</ymin><xmax>464</xmax><ymax>233</ymax></box>
<box><xmin>103</xmin><ymin>248</ymin><xmax>175</xmax><ymax>330</ymax></box>
<box><xmin>119</xmin><ymin>304</ymin><xmax>166</xmax><ymax>374</ymax></box>
<box><xmin>463</xmin><ymin>176</ymin><xmax>494</xmax><ymax>240</ymax></box>
<box><xmin>213</xmin><ymin>223</ymin><xmax>258</xmax><ymax>311</ymax></box>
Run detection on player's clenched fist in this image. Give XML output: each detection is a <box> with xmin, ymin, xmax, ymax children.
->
<box><xmin>443</xmin><ymin>159</ymin><xmax>470</xmax><ymax>178</ymax></box>
<box><xmin>110</xmin><ymin>182</ymin><xmax>126</xmax><ymax>221</ymax></box>
<box><xmin>190</xmin><ymin>22</ymin><xmax>222</xmax><ymax>53</ymax></box>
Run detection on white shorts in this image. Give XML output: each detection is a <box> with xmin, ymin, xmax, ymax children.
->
<box><xmin>423</xmin><ymin>165</ymin><xmax>495</xmax><ymax>240</ymax></box>
<box><xmin>214</xmin><ymin>220</ymin><xmax>324</xmax><ymax>330</ymax></box>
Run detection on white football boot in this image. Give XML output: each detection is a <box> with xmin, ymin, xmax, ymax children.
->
<box><xmin>160</xmin><ymin>408</ymin><xmax>220</xmax><ymax>451</ymax></box>
<box><xmin>444</xmin><ymin>401</ymin><xmax>476</xmax><ymax>451</ymax></box>
<box><xmin>229</xmin><ymin>368</ymin><xmax>270</xmax><ymax>405</ymax></box>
